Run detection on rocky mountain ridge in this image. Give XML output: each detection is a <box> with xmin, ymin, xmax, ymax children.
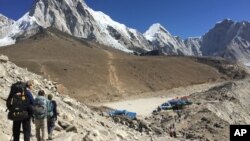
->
<box><xmin>0</xmin><ymin>14</ymin><xmax>14</xmax><ymax>27</ymax></box>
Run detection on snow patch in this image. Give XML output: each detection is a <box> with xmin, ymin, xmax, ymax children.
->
<box><xmin>0</xmin><ymin>37</ymin><xmax>15</xmax><ymax>47</ymax></box>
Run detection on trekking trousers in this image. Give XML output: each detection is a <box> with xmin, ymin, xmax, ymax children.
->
<box><xmin>13</xmin><ymin>118</ymin><xmax>31</xmax><ymax>141</ymax></box>
<box><xmin>47</xmin><ymin>117</ymin><xmax>56</xmax><ymax>135</ymax></box>
<box><xmin>34</xmin><ymin>119</ymin><xmax>46</xmax><ymax>141</ymax></box>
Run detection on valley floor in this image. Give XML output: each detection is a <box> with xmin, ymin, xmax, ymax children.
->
<box><xmin>100</xmin><ymin>81</ymin><xmax>225</xmax><ymax>117</ymax></box>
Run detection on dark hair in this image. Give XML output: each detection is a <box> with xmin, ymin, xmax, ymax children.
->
<box><xmin>38</xmin><ymin>90</ymin><xmax>45</xmax><ymax>96</ymax></box>
<box><xmin>48</xmin><ymin>94</ymin><xmax>53</xmax><ymax>100</ymax></box>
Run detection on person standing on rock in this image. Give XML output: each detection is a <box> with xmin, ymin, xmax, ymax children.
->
<box><xmin>6</xmin><ymin>81</ymin><xmax>34</xmax><ymax>141</ymax></box>
<box><xmin>47</xmin><ymin>94</ymin><xmax>57</xmax><ymax>140</ymax></box>
<box><xmin>33</xmin><ymin>90</ymin><xmax>48</xmax><ymax>141</ymax></box>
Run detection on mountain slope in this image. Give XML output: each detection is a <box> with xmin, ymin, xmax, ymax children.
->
<box><xmin>0</xmin><ymin>28</ymin><xmax>230</xmax><ymax>103</ymax></box>
<box><xmin>201</xmin><ymin>19</ymin><xmax>250</xmax><ymax>63</ymax></box>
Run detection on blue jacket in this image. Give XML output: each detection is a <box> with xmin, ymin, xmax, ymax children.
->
<box><xmin>26</xmin><ymin>89</ymin><xmax>34</xmax><ymax>105</ymax></box>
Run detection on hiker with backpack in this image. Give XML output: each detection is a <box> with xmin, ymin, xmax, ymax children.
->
<box><xmin>6</xmin><ymin>81</ymin><xmax>35</xmax><ymax>141</ymax></box>
<box><xmin>47</xmin><ymin>94</ymin><xmax>57</xmax><ymax>140</ymax></box>
<box><xmin>33</xmin><ymin>90</ymin><xmax>47</xmax><ymax>141</ymax></box>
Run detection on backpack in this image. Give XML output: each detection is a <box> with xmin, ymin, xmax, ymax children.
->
<box><xmin>47</xmin><ymin>100</ymin><xmax>54</xmax><ymax>118</ymax></box>
<box><xmin>33</xmin><ymin>96</ymin><xmax>47</xmax><ymax>119</ymax></box>
<box><xmin>6</xmin><ymin>81</ymin><xmax>30</xmax><ymax>121</ymax></box>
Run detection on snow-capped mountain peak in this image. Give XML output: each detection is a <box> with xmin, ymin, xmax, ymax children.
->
<box><xmin>144</xmin><ymin>23</ymin><xmax>171</xmax><ymax>41</ymax></box>
<box><xmin>143</xmin><ymin>23</ymin><xmax>196</xmax><ymax>55</ymax></box>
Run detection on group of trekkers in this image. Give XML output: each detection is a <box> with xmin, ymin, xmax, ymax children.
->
<box><xmin>6</xmin><ymin>80</ymin><xmax>57</xmax><ymax>141</ymax></box>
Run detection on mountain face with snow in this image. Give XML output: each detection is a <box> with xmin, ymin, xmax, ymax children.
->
<box><xmin>0</xmin><ymin>14</ymin><xmax>15</xmax><ymax>39</ymax></box>
<box><xmin>201</xmin><ymin>19</ymin><xmax>250</xmax><ymax>63</ymax></box>
<box><xmin>184</xmin><ymin>37</ymin><xmax>202</xmax><ymax>56</ymax></box>
<box><xmin>0</xmin><ymin>0</ymin><xmax>152</xmax><ymax>52</ymax></box>
<box><xmin>144</xmin><ymin>23</ymin><xmax>200</xmax><ymax>56</ymax></box>
<box><xmin>0</xmin><ymin>14</ymin><xmax>14</xmax><ymax>27</ymax></box>
<box><xmin>27</xmin><ymin>0</ymin><xmax>152</xmax><ymax>52</ymax></box>
<box><xmin>0</xmin><ymin>13</ymin><xmax>42</xmax><ymax>46</ymax></box>
<box><xmin>144</xmin><ymin>23</ymin><xmax>192</xmax><ymax>55</ymax></box>
<box><xmin>145</xmin><ymin>20</ymin><xmax>250</xmax><ymax>63</ymax></box>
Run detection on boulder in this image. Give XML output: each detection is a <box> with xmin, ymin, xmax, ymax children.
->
<box><xmin>62</xmin><ymin>113</ymin><xmax>74</xmax><ymax>122</ymax></box>
<box><xmin>151</xmin><ymin>126</ymin><xmax>163</xmax><ymax>135</ymax></box>
<box><xmin>65</xmin><ymin>125</ymin><xmax>78</xmax><ymax>133</ymax></box>
<box><xmin>0</xmin><ymin>64</ymin><xmax>6</xmax><ymax>78</ymax></box>
<box><xmin>63</xmin><ymin>98</ymin><xmax>74</xmax><ymax>106</ymax></box>
<box><xmin>116</xmin><ymin>130</ymin><xmax>127</xmax><ymax>140</ymax></box>
<box><xmin>58</xmin><ymin>120</ymin><xmax>71</xmax><ymax>129</ymax></box>
<box><xmin>83</xmin><ymin>130</ymin><xmax>101</xmax><ymax>141</ymax></box>
<box><xmin>0</xmin><ymin>55</ymin><xmax>8</xmax><ymax>63</ymax></box>
<box><xmin>54</xmin><ymin>124</ymin><xmax>63</xmax><ymax>131</ymax></box>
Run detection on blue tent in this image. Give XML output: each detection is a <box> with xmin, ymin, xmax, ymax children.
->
<box><xmin>109</xmin><ymin>110</ymin><xmax>137</xmax><ymax>120</ymax></box>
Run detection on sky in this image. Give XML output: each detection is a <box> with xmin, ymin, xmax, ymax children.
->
<box><xmin>0</xmin><ymin>0</ymin><xmax>250</xmax><ymax>38</ymax></box>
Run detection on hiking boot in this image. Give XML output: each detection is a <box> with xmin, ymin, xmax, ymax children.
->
<box><xmin>48</xmin><ymin>133</ymin><xmax>53</xmax><ymax>140</ymax></box>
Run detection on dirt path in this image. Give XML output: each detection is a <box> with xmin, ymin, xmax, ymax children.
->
<box><xmin>40</xmin><ymin>63</ymin><xmax>51</xmax><ymax>80</ymax></box>
<box><xmin>104</xmin><ymin>50</ymin><xmax>124</xmax><ymax>93</ymax></box>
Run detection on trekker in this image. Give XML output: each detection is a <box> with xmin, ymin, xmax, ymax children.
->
<box><xmin>33</xmin><ymin>90</ymin><xmax>47</xmax><ymax>141</ymax></box>
<box><xmin>26</xmin><ymin>80</ymin><xmax>35</xmax><ymax>106</ymax></box>
<box><xmin>47</xmin><ymin>94</ymin><xmax>57</xmax><ymax>140</ymax></box>
<box><xmin>169</xmin><ymin>126</ymin><xmax>173</xmax><ymax>137</ymax></box>
<box><xmin>6</xmin><ymin>81</ymin><xmax>34</xmax><ymax>141</ymax></box>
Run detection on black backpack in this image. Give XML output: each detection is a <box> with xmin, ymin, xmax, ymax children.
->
<box><xmin>6</xmin><ymin>81</ymin><xmax>30</xmax><ymax>121</ymax></box>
